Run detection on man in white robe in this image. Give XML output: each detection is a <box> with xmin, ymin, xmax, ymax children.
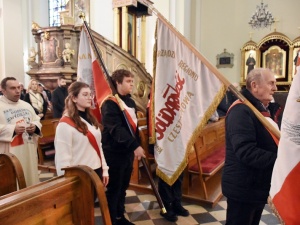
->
<box><xmin>0</xmin><ymin>77</ymin><xmax>42</xmax><ymax>186</ymax></box>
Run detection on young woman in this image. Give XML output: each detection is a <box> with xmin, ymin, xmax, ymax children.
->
<box><xmin>24</xmin><ymin>79</ymin><xmax>48</xmax><ymax>120</ymax></box>
<box><xmin>54</xmin><ymin>81</ymin><xmax>109</xmax><ymax>187</ymax></box>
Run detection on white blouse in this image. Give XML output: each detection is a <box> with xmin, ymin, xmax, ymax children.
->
<box><xmin>54</xmin><ymin>117</ymin><xmax>109</xmax><ymax>176</ymax></box>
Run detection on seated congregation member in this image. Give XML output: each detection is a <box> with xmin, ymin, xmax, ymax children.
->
<box><xmin>54</xmin><ymin>81</ymin><xmax>109</xmax><ymax>187</ymax></box>
<box><xmin>19</xmin><ymin>82</ymin><xmax>26</xmax><ymax>100</ymax></box>
<box><xmin>24</xmin><ymin>79</ymin><xmax>48</xmax><ymax>120</ymax></box>
<box><xmin>0</xmin><ymin>77</ymin><xmax>42</xmax><ymax>186</ymax></box>
<box><xmin>222</xmin><ymin>68</ymin><xmax>278</xmax><ymax>225</ymax></box>
<box><xmin>38</xmin><ymin>83</ymin><xmax>52</xmax><ymax>112</ymax></box>
<box><xmin>101</xmin><ymin>69</ymin><xmax>145</xmax><ymax>225</ymax></box>
<box><xmin>217</xmin><ymin>82</ymin><xmax>240</xmax><ymax>117</ymax></box>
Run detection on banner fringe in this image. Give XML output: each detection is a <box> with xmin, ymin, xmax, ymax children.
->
<box><xmin>149</xmin><ymin>20</ymin><xmax>158</xmax><ymax>144</ymax></box>
<box><xmin>268</xmin><ymin>196</ymin><xmax>285</xmax><ymax>225</ymax></box>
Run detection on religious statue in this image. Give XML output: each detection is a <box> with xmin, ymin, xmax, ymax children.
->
<box><xmin>27</xmin><ymin>47</ymin><xmax>38</xmax><ymax>69</ymax></box>
<box><xmin>28</xmin><ymin>47</ymin><xmax>37</xmax><ymax>62</ymax></box>
<box><xmin>62</xmin><ymin>43</ymin><xmax>75</xmax><ymax>63</ymax></box>
<box><xmin>31</xmin><ymin>21</ymin><xmax>41</xmax><ymax>30</ymax></box>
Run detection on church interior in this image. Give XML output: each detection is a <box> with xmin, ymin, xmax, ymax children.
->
<box><xmin>1</xmin><ymin>0</ymin><xmax>299</xmax><ymax>224</ymax></box>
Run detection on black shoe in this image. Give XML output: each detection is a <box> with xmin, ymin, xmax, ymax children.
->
<box><xmin>115</xmin><ymin>216</ymin><xmax>135</xmax><ymax>225</ymax></box>
<box><xmin>173</xmin><ymin>204</ymin><xmax>189</xmax><ymax>217</ymax></box>
<box><xmin>94</xmin><ymin>201</ymin><xmax>100</xmax><ymax>208</ymax></box>
<box><xmin>160</xmin><ymin>210</ymin><xmax>178</xmax><ymax>222</ymax></box>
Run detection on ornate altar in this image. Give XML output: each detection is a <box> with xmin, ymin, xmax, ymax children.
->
<box><xmin>27</xmin><ymin>24</ymin><xmax>79</xmax><ymax>91</ymax></box>
<box><xmin>26</xmin><ymin>23</ymin><xmax>152</xmax><ymax>112</ymax></box>
<box><xmin>240</xmin><ymin>31</ymin><xmax>300</xmax><ymax>91</ymax></box>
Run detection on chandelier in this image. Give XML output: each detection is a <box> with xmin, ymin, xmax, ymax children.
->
<box><xmin>249</xmin><ymin>0</ymin><xmax>275</xmax><ymax>29</ymax></box>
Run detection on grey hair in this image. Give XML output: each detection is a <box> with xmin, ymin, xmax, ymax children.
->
<box><xmin>246</xmin><ymin>68</ymin><xmax>271</xmax><ymax>90</ymax></box>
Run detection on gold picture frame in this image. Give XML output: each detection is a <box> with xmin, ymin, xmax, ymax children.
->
<box><xmin>292</xmin><ymin>47</ymin><xmax>300</xmax><ymax>77</ymax></box>
<box><xmin>263</xmin><ymin>45</ymin><xmax>286</xmax><ymax>79</ymax></box>
<box><xmin>244</xmin><ymin>50</ymin><xmax>257</xmax><ymax>79</ymax></box>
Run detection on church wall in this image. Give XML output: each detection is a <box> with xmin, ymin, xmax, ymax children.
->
<box><xmin>200</xmin><ymin>0</ymin><xmax>300</xmax><ymax>84</ymax></box>
<box><xmin>0</xmin><ymin>0</ymin><xmax>4</xmax><ymax>80</ymax></box>
<box><xmin>0</xmin><ymin>0</ymin><xmax>299</xmax><ymax>86</ymax></box>
<box><xmin>0</xmin><ymin>0</ymin><xmax>24</xmax><ymax>83</ymax></box>
<box><xmin>90</xmin><ymin>0</ymin><xmax>114</xmax><ymax>43</ymax></box>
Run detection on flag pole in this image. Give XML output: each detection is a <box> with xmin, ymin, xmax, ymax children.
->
<box><xmin>142</xmin><ymin>1</ymin><xmax>280</xmax><ymax>140</ymax></box>
<box><xmin>79</xmin><ymin>13</ymin><xmax>167</xmax><ymax>214</ymax></box>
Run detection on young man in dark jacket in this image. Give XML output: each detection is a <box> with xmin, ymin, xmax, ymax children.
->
<box><xmin>52</xmin><ymin>77</ymin><xmax>68</xmax><ymax>118</ymax></box>
<box><xmin>101</xmin><ymin>69</ymin><xmax>145</xmax><ymax>225</ymax></box>
<box><xmin>222</xmin><ymin>68</ymin><xmax>278</xmax><ymax>225</ymax></box>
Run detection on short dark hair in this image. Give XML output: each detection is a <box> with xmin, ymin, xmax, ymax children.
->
<box><xmin>58</xmin><ymin>77</ymin><xmax>66</xmax><ymax>81</ymax></box>
<box><xmin>1</xmin><ymin>77</ymin><xmax>17</xmax><ymax>90</ymax></box>
<box><xmin>111</xmin><ymin>69</ymin><xmax>134</xmax><ymax>88</ymax></box>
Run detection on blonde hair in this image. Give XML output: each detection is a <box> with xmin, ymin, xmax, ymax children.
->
<box><xmin>27</xmin><ymin>79</ymin><xmax>38</xmax><ymax>92</ymax></box>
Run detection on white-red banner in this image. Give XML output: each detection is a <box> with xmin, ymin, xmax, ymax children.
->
<box><xmin>152</xmin><ymin>19</ymin><xmax>225</xmax><ymax>185</ymax></box>
<box><xmin>270</xmin><ymin>71</ymin><xmax>300</xmax><ymax>224</ymax></box>
<box><xmin>77</xmin><ymin>29</ymin><xmax>112</xmax><ymax>120</ymax></box>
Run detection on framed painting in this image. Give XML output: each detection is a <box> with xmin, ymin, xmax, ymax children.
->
<box><xmin>292</xmin><ymin>47</ymin><xmax>300</xmax><ymax>77</ymax></box>
<box><xmin>244</xmin><ymin>50</ymin><xmax>257</xmax><ymax>79</ymax></box>
<box><xmin>263</xmin><ymin>45</ymin><xmax>286</xmax><ymax>79</ymax></box>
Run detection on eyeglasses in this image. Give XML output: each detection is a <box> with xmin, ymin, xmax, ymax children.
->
<box><xmin>81</xmin><ymin>93</ymin><xmax>95</xmax><ymax>99</ymax></box>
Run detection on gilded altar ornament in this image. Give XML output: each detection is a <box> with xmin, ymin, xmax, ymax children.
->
<box><xmin>44</xmin><ymin>31</ymin><xmax>50</xmax><ymax>40</ymax></box>
<box><xmin>137</xmin><ymin>81</ymin><xmax>146</xmax><ymax>98</ymax></box>
<box><xmin>28</xmin><ymin>47</ymin><xmax>37</xmax><ymax>62</ymax></box>
<box><xmin>31</xmin><ymin>21</ymin><xmax>41</xmax><ymax>30</ymax></box>
<box><xmin>79</xmin><ymin>12</ymin><xmax>85</xmax><ymax>21</ymax></box>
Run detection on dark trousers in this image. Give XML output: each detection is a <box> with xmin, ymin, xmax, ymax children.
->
<box><xmin>94</xmin><ymin>167</ymin><xmax>103</xmax><ymax>201</ymax></box>
<box><xmin>105</xmin><ymin>159</ymin><xmax>133</xmax><ymax>224</ymax></box>
<box><xmin>158</xmin><ymin>172</ymin><xmax>183</xmax><ymax>207</ymax></box>
<box><xmin>225</xmin><ymin>198</ymin><xmax>265</xmax><ymax>225</ymax></box>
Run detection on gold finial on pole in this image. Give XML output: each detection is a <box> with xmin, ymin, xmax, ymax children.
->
<box><xmin>79</xmin><ymin>12</ymin><xmax>85</xmax><ymax>21</ymax></box>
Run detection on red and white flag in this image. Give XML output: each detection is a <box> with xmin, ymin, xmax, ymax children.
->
<box><xmin>269</xmin><ymin>72</ymin><xmax>300</xmax><ymax>224</ymax></box>
<box><xmin>77</xmin><ymin>29</ymin><xmax>112</xmax><ymax>120</ymax></box>
<box><xmin>152</xmin><ymin>19</ymin><xmax>225</xmax><ymax>185</ymax></box>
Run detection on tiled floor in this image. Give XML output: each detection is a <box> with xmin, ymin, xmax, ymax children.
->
<box><xmin>40</xmin><ymin>168</ymin><xmax>280</xmax><ymax>225</ymax></box>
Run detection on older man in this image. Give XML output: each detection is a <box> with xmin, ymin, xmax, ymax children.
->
<box><xmin>222</xmin><ymin>68</ymin><xmax>278</xmax><ymax>225</ymax></box>
<box><xmin>0</xmin><ymin>77</ymin><xmax>42</xmax><ymax>186</ymax></box>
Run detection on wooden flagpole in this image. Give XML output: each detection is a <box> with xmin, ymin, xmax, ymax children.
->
<box><xmin>142</xmin><ymin>0</ymin><xmax>280</xmax><ymax>140</ymax></box>
<box><xmin>79</xmin><ymin>13</ymin><xmax>167</xmax><ymax>214</ymax></box>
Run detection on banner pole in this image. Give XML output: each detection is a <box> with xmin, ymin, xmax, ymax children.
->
<box><xmin>79</xmin><ymin>12</ymin><xmax>167</xmax><ymax>214</ymax></box>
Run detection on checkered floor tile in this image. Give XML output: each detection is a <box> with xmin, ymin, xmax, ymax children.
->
<box><xmin>93</xmin><ymin>190</ymin><xmax>280</xmax><ymax>225</ymax></box>
<box><xmin>39</xmin><ymin>168</ymin><xmax>281</xmax><ymax>225</ymax></box>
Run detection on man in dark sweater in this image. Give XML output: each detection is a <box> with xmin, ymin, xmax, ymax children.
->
<box><xmin>222</xmin><ymin>68</ymin><xmax>278</xmax><ymax>225</ymax></box>
<box><xmin>52</xmin><ymin>77</ymin><xmax>68</xmax><ymax>118</ymax></box>
<box><xmin>101</xmin><ymin>69</ymin><xmax>145</xmax><ymax>225</ymax></box>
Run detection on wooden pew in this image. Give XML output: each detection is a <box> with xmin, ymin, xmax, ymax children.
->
<box><xmin>183</xmin><ymin>118</ymin><xmax>225</xmax><ymax>207</ymax></box>
<box><xmin>37</xmin><ymin>119</ymin><xmax>59</xmax><ymax>165</ymax></box>
<box><xmin>0</xmin><ymin>153</ymin><xmax>26</xmax><ymax>196</ymax></box>
<box><xmin>0</xmin><ymin>165</ymin><xmax>112</xmax><ymax>225</ymax></box>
